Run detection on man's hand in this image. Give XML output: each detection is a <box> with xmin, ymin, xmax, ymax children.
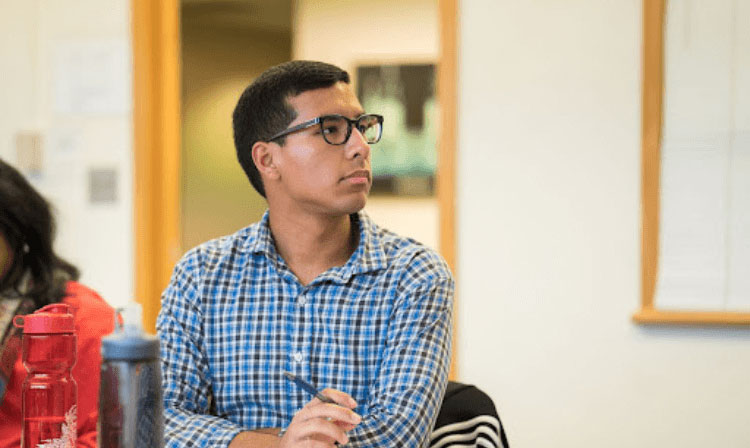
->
<box><xmin>228</xmin><ymin>428</ymin><xmax>282</xmax><ymax>447</ymax></box>
<box><xmin>279</xmin><ymin>388</ymin><xmax>361</xmax><ymax>448</ymax></box>
<box><xmin>227</xmin><ymin>389</ymin><xmax>361</xmax><ymax>447</ymax></box>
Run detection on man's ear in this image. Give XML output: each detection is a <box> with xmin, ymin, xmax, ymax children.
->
<box><xmin>251</xmin><ymin>141</ymin><xmax>280</xmax><ymax>181</ymax></box>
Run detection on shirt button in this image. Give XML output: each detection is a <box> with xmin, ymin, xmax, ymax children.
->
<box><xmin>298</xmin><ymin>294</ymin><xmax>307</xmax><ymax>306</ymax></box>
<box><xmin>293</xmin><ymin>352</ymin><xmax>303</xmax><ymax>363</ymax></box>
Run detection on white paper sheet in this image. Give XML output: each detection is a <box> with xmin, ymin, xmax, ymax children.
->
<box><xmin>654</xmin><ymin>0</ymin><xmax>750</xmax><ymax>312</ymax></box>
<box><xmin>52</xmin><ymin>39</ymin><xmax>130</xmax><ymax>115</ymax></box>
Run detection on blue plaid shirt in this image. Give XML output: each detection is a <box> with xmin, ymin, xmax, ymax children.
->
<box><xmin>157</xmin><ymin>211</ymin><xmax>453</xmax><ymax>447</ymax></box>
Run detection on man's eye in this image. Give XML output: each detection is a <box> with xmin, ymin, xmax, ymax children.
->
<box><xmin>323</xmin><ymin>126</ymin><xmax>341</xmax><ymax>135</ymax></box>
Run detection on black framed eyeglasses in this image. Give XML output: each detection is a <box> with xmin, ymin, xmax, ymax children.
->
<box><xmin>267</xmin><ymin>114</ymin><xmax>384</xmax><ymax>146</ymax></box>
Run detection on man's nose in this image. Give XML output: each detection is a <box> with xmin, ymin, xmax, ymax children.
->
<box><xmin>345</xmin><ymin>128</ymin><xmax>371</xmax><ymax>160</ymax></box>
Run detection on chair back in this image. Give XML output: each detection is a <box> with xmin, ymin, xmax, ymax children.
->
<box><xmin>429</xmin><ymin>382</ymin><xmax>509</xmax><ymax>448</ymax></box>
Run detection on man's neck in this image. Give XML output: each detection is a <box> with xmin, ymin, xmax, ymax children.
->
<box><xmin>267</xmin><ymin>208</ymin><xmax>358</xmax><ymax>286</ymax></box>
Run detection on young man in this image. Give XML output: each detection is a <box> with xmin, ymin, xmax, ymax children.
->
<box><xmin>157</xmin><ymin>60</ymin><xmax>453</xmax><ymax>448</ymax></box>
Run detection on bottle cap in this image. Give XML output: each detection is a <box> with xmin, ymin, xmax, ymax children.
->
<box><xmin>13</xmin><ymin>303</ymin><xmax>75</xmax><ymax>334</ymax></box>
<box><xmin>101</xmin><ymin>301</ymin><xmax>160</xmax><ymax>361</ymax></box>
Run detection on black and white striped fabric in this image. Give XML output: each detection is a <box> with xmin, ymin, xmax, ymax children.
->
<box><xmin>429</xmin><ymin>382</ymin><xmax>509</xmax><ymax>448</ymax></box>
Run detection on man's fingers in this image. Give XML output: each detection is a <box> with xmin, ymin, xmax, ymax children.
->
<box><xmin>298</xmin><ymin>401</ymin><xmax>361</xmax><ymax>426</ymax></box>
<box><xmin>335</xmin><ymin>420</ymin><xmax>357</xmax><ymax>432</ymax></box>
<box><xmin>295</xmin><ymin>418</ymin><xmax>349</xmax><ymax>445</ymax></box>
<box><xmin>319</xmin><ymin>388</ymin><xmax>358</xmax><ymax>409</ymax></box>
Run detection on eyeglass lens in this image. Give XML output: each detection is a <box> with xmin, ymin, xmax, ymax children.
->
<box><xmin>321</xmin><ymin>115</ymin><xmax>381</xmax><ymax>145</ymax></box>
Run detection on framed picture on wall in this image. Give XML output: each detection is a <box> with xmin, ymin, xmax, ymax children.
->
<box><xmin>356</xmin><ymin>63</ymin><xmax>437</xmax><ymax>196</ymax></box>
<box><xmin>635</xmin><ymin>0</ymin><xmax>750</xmax><ymax>325</ymax></box>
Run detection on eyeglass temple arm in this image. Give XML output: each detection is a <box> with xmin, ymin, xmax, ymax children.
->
<box><xmin>268</xmin><ymin>117</ymin><xmax>322</xmax><ymax>142</ymax></box>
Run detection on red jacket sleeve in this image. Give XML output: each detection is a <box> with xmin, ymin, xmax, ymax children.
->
<box><xmin>64</xmin><ymin>281</ymin><xmax>115</xmax><ymax>448</ymax></box>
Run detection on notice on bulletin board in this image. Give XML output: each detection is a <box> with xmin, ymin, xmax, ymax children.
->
<box><xmin>654</xmin><ymin>0</ymin><xmax>750</xmax><ymax>312</ymax></box>
<box><xmin>52</xmin><ymin>39</ymin><xmax>131</xmax><ymax>115</ymax></box>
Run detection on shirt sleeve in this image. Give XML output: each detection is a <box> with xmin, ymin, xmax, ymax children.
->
<box><xmin>346</xmin><ymin>251</ymin><xmax>454</xmax><ymax>448</ymax></box>
<box><xmin>156</xmin><ymin>254</ymin><xmax>243</xmax><ymax>448</ymax></box>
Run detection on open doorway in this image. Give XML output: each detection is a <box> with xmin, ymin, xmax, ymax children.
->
<box><xmin>180</xmin><ymin>0</ymin><xmax>292</xmax><ymax>251</ymax></box>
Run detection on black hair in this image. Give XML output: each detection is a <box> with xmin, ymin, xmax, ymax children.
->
<box><xmin>0</xmin><ymin>158</ymin><xmax>79</xmax><ymax>308</ymax></box>
<box><xmin>232</xmin><ymin>60</ymin><xmax>350</xmax><ymax>197</ymax></box>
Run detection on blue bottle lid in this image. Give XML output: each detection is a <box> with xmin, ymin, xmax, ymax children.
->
<box><xmin>101</xmin><ymin>302</ymin><xmax>160</xmax><ymax>361</ymax></box>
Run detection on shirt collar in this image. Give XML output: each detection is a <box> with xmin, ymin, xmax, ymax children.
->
<box><xmin>335</xmin><ymin>211</ymin><xmax>388</xmax><ymax>281</ymax></box>
<box><xmin>244</xmin><ymin>210</ymin><xmax>276</xmax><ymax>258</ymax></box>
<box><xmin>244</xmin><ymin>210</ymin><xmax>387</xmax><ymax>284</ymax></box>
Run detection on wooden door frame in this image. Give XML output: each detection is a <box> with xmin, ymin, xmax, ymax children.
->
<box><xmin>132</xmin><ymin>0</ymin><xmax>460</xmax><ymax>363</ymax></box>
<box><xmin>438</xmin><ymin>0</ymin><xmax>458</xmax><ymax>378</ymax></box>
<box><xmin>132</xmin><ymin>0</ymin><xmax>181</xmax><ymax>333</ymax></box>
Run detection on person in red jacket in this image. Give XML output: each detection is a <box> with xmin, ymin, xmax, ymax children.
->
<box><xmin>0</xmin><ymin>158</ymin><xmax>115</xmax><ymax>447</ymax></box>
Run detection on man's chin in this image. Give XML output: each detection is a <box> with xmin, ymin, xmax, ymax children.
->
<box><xmin>338</xmin><ymin>194</ymin><xmax>368</xmax><ymax>216</ymax></box>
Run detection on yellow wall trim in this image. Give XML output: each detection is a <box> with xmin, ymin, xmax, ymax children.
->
<box><xmin>438</xmin><ymin>0</ymin><xmax>458</xmax><ymax>379</ymax></box>
<box><xmin>132</xmin><ymin>0</ymin><xmax>181</xmax><ymax>333</ymax></box>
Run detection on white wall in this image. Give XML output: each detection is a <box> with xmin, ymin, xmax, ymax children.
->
<box><xmin>293</xmin><ymin>0</ymin><xmax>439</xmax><ymax>249</ymax></box>
<box><xmin>0</xmin><ymin>1</ymin><xmax>36</xmax><ymax>152</ymax></box>
<box><xmin>0</xmin><ymin>0</ymin><xmax>133</xmax><ymax>308</ymax></box>
<box><xmin>457</xmin><ymin>1</ymin><xmax>750</xmax><ymax>447</ymax></box>
<box><xmin>293</xmin><ymin>0</ymin><xmax>438</xmax><ymax>75</ymax></box>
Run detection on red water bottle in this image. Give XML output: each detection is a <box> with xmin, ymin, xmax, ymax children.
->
<box><xmin>13</xmin><ymin>303</ymin><xmax>78</xmax><ymax>448</ymax></box>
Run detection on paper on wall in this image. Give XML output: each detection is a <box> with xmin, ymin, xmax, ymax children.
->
<box><xmin>52</xmin><ymin>39</ymin><xmax>130</xmax><ymax>115</ymax></box>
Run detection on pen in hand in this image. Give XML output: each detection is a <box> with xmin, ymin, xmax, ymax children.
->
<box><xmin>283</xmin><ymin>371</ymin><xmax>337</xmax><ymax>404</ymax></box>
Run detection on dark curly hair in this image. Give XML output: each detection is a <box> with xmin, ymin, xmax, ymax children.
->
<box><xmin>232</xmin><ymin>60</ymin><xmax>350</xmax><ymax>197</ymax></box>
<box><xmin>0</xmin><ymin>158</ymin><xmax>79</xmax><ymax>308</ymax></box>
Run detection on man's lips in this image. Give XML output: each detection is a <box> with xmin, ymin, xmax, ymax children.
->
<box><xmin>342</xmin><ymin>170</ymin><xmax>371</xmax><ymax>183</ymax></box>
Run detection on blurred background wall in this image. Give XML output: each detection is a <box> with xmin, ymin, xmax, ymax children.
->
<box><xmin>1</xmin><ymin>1</ymin><xmax>749</xmax><ymax>447</ymax></box>
<box><xmin>180</xmin><ymin>0</ymin><xmax>291</xmax><ymax>251</ymax></box>
<box><xmin>0</xmin><ymin>0</ymin><xmax>133</xmax><ymax>306</ymax></box>
<box><xmin>457</xmin><ymin>1</ymin><xmax>750</xmax><ymax>447</ymax></box>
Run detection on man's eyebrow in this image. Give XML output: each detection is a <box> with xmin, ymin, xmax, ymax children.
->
<box><xmin>319</xmin><ymin>110</ymin><xmax>365</xmax><ymax>119</ymax></box>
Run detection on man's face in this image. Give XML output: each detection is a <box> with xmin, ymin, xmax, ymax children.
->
<box><xmin>268</xmin><ymin>82</ymin><xmax>372</xmax><ymax>217</ymax></box>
